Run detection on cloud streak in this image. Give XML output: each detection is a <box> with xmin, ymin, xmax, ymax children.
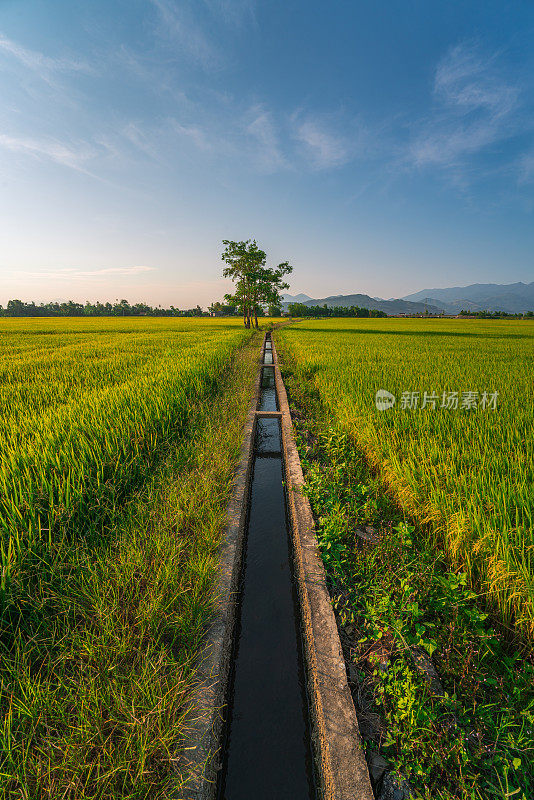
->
<box><xmin>0</xmin><ymin>133</ymin><xmax>96</xmax><ymax>171</ymax></box>
<box><xmin>172</xmin><ymin>121</ymin><xmax>212</xmax><ymax>151</ymax></box>
<box><xmin>517</xmin><ymin>150</ymin><xmax>534</xmax><ymax>185</ymax></box>
<box><xmin>434</xmin><ymin>44</ymin><xmax>518</xmax><ymax>116</ymax></box>
<box><xmin>148</xmin><ymin>0</ymin><xmax>258</xmax><ymax>68</ymax></box>
<box><xmin>293</xmin><ymin>116</ymin><xmax>354</xmax><ymax>170</ymax></box>
<box><xmin>245</xmin><ymin>106</ymin><xmax>288</xmax><ymax>172</ymax></box>
<box><xmin>13</xmin><ymin>266</ymin><xmax>156</xmax><ymax>281</ymax></box>
<box><xmin>148</xmin><ymin>0</ymin><xmax>219</xmax><ymax>68</ymax></box>
<box><xmin>201</xmin><ymin>0</ymin><xmax>257</xmax><ymax>28</ymax></box>
<box><xmin>0</xmin><ymin>34</ymin><xmax>94</xmax><ymax>83</ymax></box>
<box><xmin>409</xmin><ymin>42</ymin><xmax>526</xmax><ymax>173</ymax></box>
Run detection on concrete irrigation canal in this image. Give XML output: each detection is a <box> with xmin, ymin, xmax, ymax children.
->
<box><xmin>184</xmin><ymin>333</ymin><xmax>373</xmax><ymax>800</ymax></box>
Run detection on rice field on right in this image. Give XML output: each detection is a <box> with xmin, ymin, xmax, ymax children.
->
<box><xmin>278</xmin><ymin>318</ymin><xmax>534</xmax><ymax>638</ymax></box>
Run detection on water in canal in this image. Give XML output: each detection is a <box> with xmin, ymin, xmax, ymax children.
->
<box><xmin>217</xmin><ymin>390</ymin><xmax>315</xmax><ymax>799</ymax></box>
<box><xmin>257</xmin><ymin>367</ymin><xmax>277</xmax><ymax>412</ymax></box>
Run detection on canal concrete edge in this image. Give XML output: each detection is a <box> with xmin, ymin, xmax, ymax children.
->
<box><xmin>272</xmin><ymin>334</ymin><xmax>375</xmax><ymax>800</ymax></box>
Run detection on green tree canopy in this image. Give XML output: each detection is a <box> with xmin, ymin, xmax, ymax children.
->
<box><xmin>221</xmin><ymin>239</ymin><xmax>293</xmax><ymax>328</ymax></box>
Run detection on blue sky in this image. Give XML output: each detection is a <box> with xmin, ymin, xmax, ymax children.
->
<box><xmin>0</xmin><ymin>0</ymin><xmax>533</xmax><ymax>307</ymax></box>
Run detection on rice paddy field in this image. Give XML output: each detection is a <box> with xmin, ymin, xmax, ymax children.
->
<box><xmin>278</xmin><ymin>317</ymin><xmax>534</xmax><ymax>637</ymax></box>
<box><xmin>2</xmin><ymin>314</ymin><xmax>533</xmax><ymax>798</ymax></box>
<box><xmin>0</xmin><ymin>317</ymin><xmax>259</xmax><ymax>797</ymax></box>
<box><xmin>278</xmin><ymin>317</ymin><xmax>534</xmax><ymax>799</ymax></box>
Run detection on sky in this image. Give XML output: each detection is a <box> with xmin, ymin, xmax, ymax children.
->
<box><xmin>0</xmin><ymin>0</ymin><xmax>533</xmax><ymax>307</ymax></box>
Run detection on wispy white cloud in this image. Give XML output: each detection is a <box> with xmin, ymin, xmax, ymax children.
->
<box><xmin>0</xmin><ymin>133</ymin><xmax>96</xmax><ymax>173</ymax></box>
<box><xmin>201</xmin><ymin>0</ymin><xmax>257</xmax><ymax>28</ymax></box>
<box><xmin>148</xmin><ymin>0</ymin><xmax>219</xmax><ymax>68</ymax></box>
<box><xmin>0</xmin><ymin>34</ymin><xmax>94</xmax><ymax>83</ymax></box>
<box><xmin>245</xmin><ymin>106</ymin><xmax>288</xmax><ymax>172</ymax></box>
<box><xmin>122</xmin><ymin>104</ymin><xmax>288</xmax><ymax>174</ymax></box>
<box><xmin>434</xmin><ymin>44</ymin><xmax>518</xmax><ymax>117</ymax></box>
<box><xmin>409</xmin><ymin>42</ymin><xmax>525</xmax><ymax>172</ymax></box>
<box><xmin>15</xmin><ymin>266</ymin><xmax>156</xmax><ymax>281</ymax></box>
<box><xmin>517</xmin><ymin>150</ymin><xmax>534</xmax><ymax>185</ymax></box>
<box><xmin>172</xmin><ymin>121</ymin><xmax>212</xmax><ymax>151</ymax></box>
<box><xmin>120</xmin><ymin>121</ymin><xmax>167</xmax><ymax>161</ymax></box>
<box><xmin>0</xmin><ymin>130</ymin><xmax>162</xmax><ymax>196</ymax></box>
<box><xmin>148</xmin><ymin>0</ymin><xmax>258</xmax><ymax>68</ymax></box>
<box><xmin>293</xmin><ymin>117</ymin><xmax>352</xmax><ymax>170</ymax></box>
<box><xmin>113</xmin><ymin>45</ymin><xmax>191</xmax><ymax>106</ymax></box>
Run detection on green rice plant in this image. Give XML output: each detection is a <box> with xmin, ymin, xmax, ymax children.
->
<box><xmin>0</xmin><ymin>318</ymin><xmax>260</xmax><ymax>797</ymax></box>
<box><xmin>0</xmin><ymin>318</ymin><xmax>250</xmax><ymax>610</ymax></box>
<box><xmin>278</xmin><ymin>318</ymin><xmax>534</xmax><ymax>637</ymax></box>
<box><xmin>282</xmin><ymin>353</ymin><xmax>533</xmax><ymax>799</ymax></box>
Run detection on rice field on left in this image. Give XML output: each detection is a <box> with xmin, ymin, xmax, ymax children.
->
<box><xmin>0</xmin><ymin>317</ymin><xmax>258</xmax><ymax>798</ymax></box>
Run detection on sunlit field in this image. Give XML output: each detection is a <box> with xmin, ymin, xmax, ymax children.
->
<box><xmin>0</xmin><ymin>317</ymin><xmax>259</xmax><ymax>797</ymax></box>
<box><xmin>0</xmin><ymin>317</ymin><xmax>252</xmax><ymax>594</ymax></box>
<box><xmin>278</xmin><ymin>318</ymin><xmax>534</xmax><ymax>637</ymax></box>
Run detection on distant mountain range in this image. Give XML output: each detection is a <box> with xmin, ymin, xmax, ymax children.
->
<box><xmin>401</xmin><ymin>282</ymin><xmax>534</xmax><ymax>314</ymax></box>
<box><xmin>281</xmin><ymin>293</ymin><xmax>313</xmax><ymax>303</ymax></box>
<box><xmin>282</xmin><ymin>293</ymin><xmax>443</xmax><ymax>315</ymax></box>
<box><xmin>282</xmin><ymin>282</ymin><xmax>534</xmax><ymax>315</ymax></box>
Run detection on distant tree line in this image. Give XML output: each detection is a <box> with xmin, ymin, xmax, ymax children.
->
<box><xmin>0</xmin><ymin>299</ymin><xmax>207</xmax><ymax>317</ymax></box>
<box><xmin>459</xmin><ymin>309</ymin><xmax>534</xmax><ymax>319</ymax></box>
<box><xmin>287</xmin><ymin>302</ymin><xmax>387</xmax><ymax>318</ymax></box>
<box><xmin>206</xmin><ymin>301</ymin><xmax>238</xmax><ymax>316</ymax></box>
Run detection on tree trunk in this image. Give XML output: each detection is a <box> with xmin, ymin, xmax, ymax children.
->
<box><xmin>254</xmin><ymin>308</ymin><xmax>258</xmax><ymax>328</ymax></box>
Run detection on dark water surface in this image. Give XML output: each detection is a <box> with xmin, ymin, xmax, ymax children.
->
<box><xmin>217</xmin><ymin>413</ymin><xmax>315</xmax><ymax>800</ymax></box>
<box><xmin>257</xmin><ymin>367</ymin><xmax>278</xmax><ymax>412</ymax></box>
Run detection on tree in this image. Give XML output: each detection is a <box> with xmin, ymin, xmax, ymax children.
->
<box><xmin>7</xmin><ymin>299</ymin><xmax>26</xmax><ymax>316</ymax></box>
<box><xmin>252</xmin><ymin>260</ymin><xmax>292</xmax><ymax>327</ymax></box>
<box><xmin>221</xmin><ymin>239</ymin><xmax>265</xmax><ymax>328</ymax></box>
<box><xmin>221</xmin><ymin>239</ymin><xmax>293</xmax><ymax>328</ymax></box>
<box><xmin>208</xmin><ymin>301</ymin><xmax>237</xmax><ymax>317</ymax></box>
